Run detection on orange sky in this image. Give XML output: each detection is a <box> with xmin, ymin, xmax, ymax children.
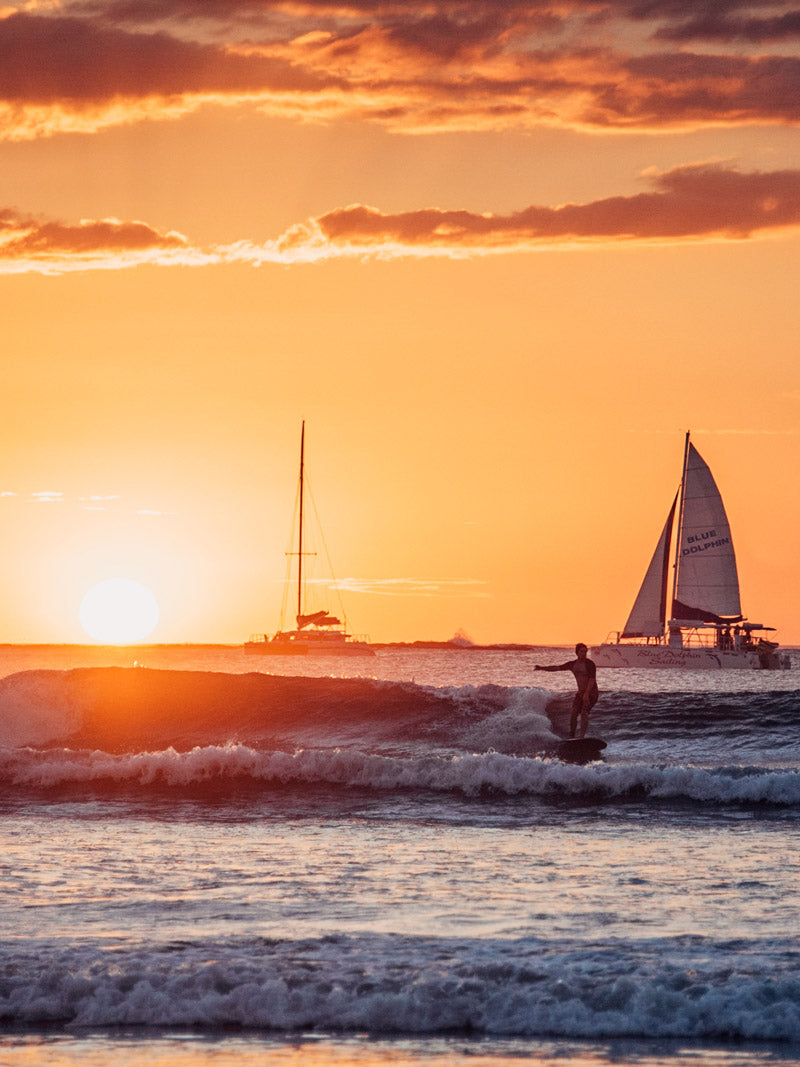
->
<box><xmin>1</xmin><ymin>0</ymin><xmax>799</xmax><ymax>645</ymax></box>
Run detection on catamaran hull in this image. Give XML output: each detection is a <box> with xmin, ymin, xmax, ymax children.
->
<box><xmin>592</xmin><ymin>643</ymin><xmax>789</xmax><ymax>669</ymax></box>
<box><xmin>244</xmin><ymin>637</ymin><xmax>375</xmax><ymax>657</ymax></box>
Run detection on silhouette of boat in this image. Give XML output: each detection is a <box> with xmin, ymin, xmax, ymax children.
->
<box><xmin>593</xmin><ymin>433</ymin><xmax>789</xmax><ymax>669</ymax></box>
<box><xmin>244</xmin><ymin>423</ymin><xmax>374</xmax><ymax>657</ymax></box>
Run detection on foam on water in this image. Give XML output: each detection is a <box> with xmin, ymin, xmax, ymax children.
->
<box><xmin>2</xmin><ymin>743</ymin><xmax>799</xmax><ymax>806</ymax></box>
<box><xmin>1</xmin><ymin>935</ymin><xmax>799</xmax><ymax>1041</ymax></box>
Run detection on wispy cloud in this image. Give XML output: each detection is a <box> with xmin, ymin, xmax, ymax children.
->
<box><xmin>30</xmin><ymin>490</ymin><xmax>64</xmax><ymax>502</ymax></box>
<box><xmin>332</xmin><ymin>577</ymin><xmax>491</xmax><ymax>599</ymax></box>
<box><xmin>692</xmin><ymin>427</ymin><xmax>800</xmax><ymax>436</ymax></box>
<box><xmin>2</xmin><ymin>489</ymin><xmax>176</xmax><ymax>512</ymax></box>
<box><xmin>3</xmin><ymin>163</ymin><xmax>799</xmax><ymax>273</ymax></box>
<box><xmin>647</xmin><ymin>426</ymin><xmax>800</xmax><ymax>436</ymax></box>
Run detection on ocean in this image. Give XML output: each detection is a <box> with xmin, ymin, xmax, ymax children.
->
<box><xmin>1</xmin><ymin>644</ymin><xmax>799</xmax><ymax>1067</ymax></box>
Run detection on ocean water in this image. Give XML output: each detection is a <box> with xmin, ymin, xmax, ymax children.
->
<box><xmin>1</xmin><ymin>644</ymin><xmax>799</xmax><ymax>1067</ymax></box>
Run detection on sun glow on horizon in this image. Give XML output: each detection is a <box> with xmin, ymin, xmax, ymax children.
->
<box><xmin>79</xmin><ymin>578</ymin><xmax>160</xmax><ymax>644</ymax></box>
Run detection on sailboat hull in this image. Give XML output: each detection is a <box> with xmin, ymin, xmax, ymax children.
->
<box><xmin>244</xmin><ymin>632</ymin><xmax>375</xmax><ymax>656</ymax></box>
<box><xmin>592</xmin><ymin>643</ymin><xmax>789</xmax><ymax>670</ymax></box>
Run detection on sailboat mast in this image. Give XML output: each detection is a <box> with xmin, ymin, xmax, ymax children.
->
<box><xmin>297</xmin><ymin>421</ymin><xmax>305</xmax><ymax>623</ymax></box>
<box><xmin>670</xmin><ymin>430</ymin><xmax>691</xmax><ymax>624</ymax></box>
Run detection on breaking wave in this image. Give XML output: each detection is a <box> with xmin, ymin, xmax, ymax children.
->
<box><xmin>0</xmin><ymin>666</ymin><xmax>555</xmax><ymax>753</ymax></box>
<box><xmin>1</xmin><ymin>742</ymin><xmax>799</xmax><ymax>806</ymax></box>
<box><xmin>1</xmin><ymin>934</ymin><xmax>799</xmax><ymax>1041</ymax></box>
<box><xmin>0</xmin><ymin>667</ymin><xmax>798</xmax><ymax>807</ymax></box>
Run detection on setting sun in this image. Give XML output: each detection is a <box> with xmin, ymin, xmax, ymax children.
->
<box><xmin>79</xmin><ymin>578</ymin><xmax>160</xmax><ymax>644</ymax></box>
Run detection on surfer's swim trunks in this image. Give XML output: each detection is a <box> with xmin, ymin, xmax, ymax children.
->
<box><xmin>572</xmin><ymin>681</ymin><xmax>599</xmax><ymax>713</ymax></box>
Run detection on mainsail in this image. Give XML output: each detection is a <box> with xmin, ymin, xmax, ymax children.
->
<box><xmin>622</xmin><ymin>496</ymin><xmax>676</xmax><ymax>638</ymax></box>
<box><xmin>672</xmin><ymin>443</ymin><xmax>742</xmax><ymax>623</ymax></box>
<box><xmin>620</xmin><ymin>439</ymin><xmax>743</xmax><ymax>637</ymax></box>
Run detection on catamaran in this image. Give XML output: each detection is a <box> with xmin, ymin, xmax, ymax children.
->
<box><xmin>593</xmin><ymin>433</ymin><xmax>790</xmax><ymax>670</ymax></box>
<box><xmin>244</xmin><ymin>422</ymin><xmax>374</xmax><ymax>657</ymax></box>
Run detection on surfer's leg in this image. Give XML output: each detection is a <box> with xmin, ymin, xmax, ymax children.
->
<box><xmin>569</xmin><ymin>693</ymin><xmax>581</xmax><ymax>738</ymax></box>
<box><xmin>578</xmin><ymin>688</ymin><xmax>598</xmax><ymax>739</ymax></box>
<box><xmin>577</xmin><ymin>708</ymin><xmax>589</xmax><ymax>739</ymax></box>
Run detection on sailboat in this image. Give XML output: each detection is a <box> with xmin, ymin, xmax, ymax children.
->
<box><xmin>593</xmin><ymin>433</ymin><xmax>790</xmax><ymax>670</ymax></box>
<box><xmin>243</xmin><ymin>423</ymin><xmax>374</xmax><ymax>657</ymax></box>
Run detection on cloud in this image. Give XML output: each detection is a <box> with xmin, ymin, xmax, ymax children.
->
<box><xmin>653</xmin><ymin>9</ymin><xmax>800</xmax><ymax>43</ymax></box>
<box><xmin>0</xmin><ymin>207</ymin><xmax>198</xmax><ymax>272</ymax></box>
<box><xmin>29</xmin><ymin>491</ymin><xmax>64</xmax><ymax>502</ymax></box>
<box><xmin>71</xmin><ymin>0</ymin><xmax>800</xmax><ymax>44</ymax></box>
<box><xmin>2</xmin><ymin>488</ymin><xmax>176</xmax><ymax>513</ymax></box>
<box><xmin>1</xmin><ymin>1</ymin><xmax>799</xmax><ymax>139</ymax></box>
<box><xmin>0</xmin><ymin>11</ymin><xmax>340</xmax><ymax>139</ymax></box>
<box><xmin>0</xmin><ymin>12</ymin><xmax>336</xmax><ymax>100</ymax></box>
<box><xmin>331</xmin><ymin>577</ymin><xmax>492</xmax><ymax>599</ymax></box>
<box><xmin>691</xmin><ymin>427</ymin><xmax>800</xmax><ymax>436</ymax></box>
<box><xmin>266</xmin><ymin>163</ymin><xmax>800</xmax><ymax>258</ymax></box>
<box><xmin>594</xmin><ymin>53</ymin><xmax>800</xmax><ymax>129</ymax></box>
<box><xmin>3</xmin><ymin>163</ymin><xmax>800</xmax><ymax>273</ymax></box>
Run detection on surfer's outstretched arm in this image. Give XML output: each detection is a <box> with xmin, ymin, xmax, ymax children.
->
<box><xmin>534</xmin><ymin>662</ymin><xmax>574</xmax><ymax>672</ymax></box>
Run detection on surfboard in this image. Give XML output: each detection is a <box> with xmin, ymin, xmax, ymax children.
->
<box><xmin>556</xmin><ymin>737</ymin><xmax>607</xmax><ymax>764</ymax></box>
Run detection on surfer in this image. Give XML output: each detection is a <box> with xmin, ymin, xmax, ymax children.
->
<box><xmin>534</xmin><ymin>643</ymin><xmax>599</xmax><ymax>739</ymax></box>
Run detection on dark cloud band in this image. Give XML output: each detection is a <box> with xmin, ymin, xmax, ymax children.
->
<box><xmin>1</xmin><ymin>2</ymin><xmax>799</xmax><ymax>139</ymax></box>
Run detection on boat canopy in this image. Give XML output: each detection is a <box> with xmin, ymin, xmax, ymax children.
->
<box><xmin>297</xmin><ymin>610</ymin><xmax>341</xmax><ymax>629</ymax></box>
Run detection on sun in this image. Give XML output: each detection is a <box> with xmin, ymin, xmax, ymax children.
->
<box><xmin>79</xmin><ymin>578</ymin><xmax>161</xmax><ymax>644</ymax></box>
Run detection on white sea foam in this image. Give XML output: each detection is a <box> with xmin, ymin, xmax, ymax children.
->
<box><xmin>1</xmin><ymin>936</ymin><xmax>799</xmax><ymax>1041</ymax></box>
<box><xmin>2</xmin><ymin>743</ymin><xmax>799</xmax><ymax>805</ymax></box>
<box><xmin>453</xmin><ymin>685</ymin><xmax>558</xmax><ymax>750</ymax></box>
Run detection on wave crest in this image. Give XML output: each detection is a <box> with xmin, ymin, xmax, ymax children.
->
<box><xmin>0</xmin><ymin>667</ymin><xmax>556</xmax><ymax>754</ymax></box>
<box><xmin>2</xmin><ymin>743</ymin><xmax>799</xmax><ymax>805</ymax></box>
<box><xmin>2</xmin><ymin>935</ymin><xmax>799</xmax><ymax>1041</ymax></box>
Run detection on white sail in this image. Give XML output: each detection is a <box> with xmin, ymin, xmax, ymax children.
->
<box><xmin>672</xmin><ymin>443</ymin><xmax>742</xmax><ymax>623</ymax></box>
<box><xmin>622</xmin><ymin>497</ymin><xmax>676</xmax><ymax>638</ymax></box>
